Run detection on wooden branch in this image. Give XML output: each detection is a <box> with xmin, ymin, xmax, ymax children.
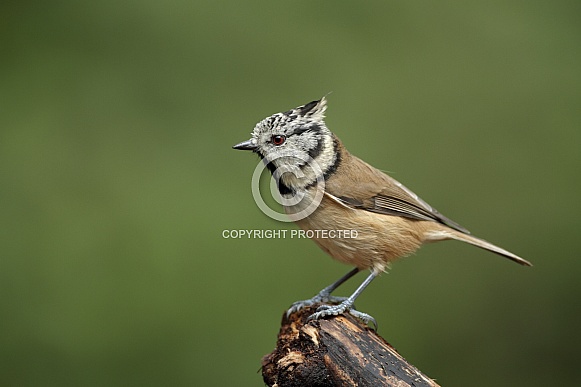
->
<box><xmin>262</xmin><ymin>305</ymin><xmax>440</xmax><ymax>387</ymax></box>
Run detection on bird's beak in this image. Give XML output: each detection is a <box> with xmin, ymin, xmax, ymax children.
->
<box><xmin>232</xmin><ymin>139</ymin><xmax>257</xmax><ymax>151</ymax></box>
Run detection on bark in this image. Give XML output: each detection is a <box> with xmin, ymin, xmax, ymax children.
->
<box><xmin>262</xmin><ymin>305</ymin><xmax>440</xmax><ymax>387</ymax></box>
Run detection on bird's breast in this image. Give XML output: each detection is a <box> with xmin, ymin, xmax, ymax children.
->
<box><xmin>285</xmin><ymin>190</ymin><xmax>427</xmax><ymax>273</ymax></box>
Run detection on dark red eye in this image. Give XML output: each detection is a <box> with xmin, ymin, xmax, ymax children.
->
<box><xmin>272</xmin><ymin>135</ymin><xmax>286</xmax><ymax>146</ymax></box>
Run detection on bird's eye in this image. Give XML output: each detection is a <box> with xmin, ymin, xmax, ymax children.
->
<box><xmin>272</xmin><ymin>135</ymin><xmax>286</xmax><ymax>146</ymax></box>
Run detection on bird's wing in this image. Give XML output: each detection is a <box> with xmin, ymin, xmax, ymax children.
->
<box><xmin>326</xmin><ymin>155</ymin><xmax>471</xmax><ymax>234</ymax></box>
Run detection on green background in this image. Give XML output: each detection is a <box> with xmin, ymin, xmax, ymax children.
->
<box><xmin>2</xmin><ymin>1</ymin><xmax>580</xmax><ymax>386</ymax></box>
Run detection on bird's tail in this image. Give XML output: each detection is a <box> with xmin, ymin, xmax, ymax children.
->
<box><xmin>425</xmin><ymin>228</ymin><xmax>532</xmax><ymax>266</ymax></box>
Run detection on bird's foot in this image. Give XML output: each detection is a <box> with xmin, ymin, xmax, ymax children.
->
<box><xmin>286</xmin><ymin>294</ymin><xmax>348</xmax><ymax>317</ymax></box>
<box><xmin>307</xmin><ymin>300</ymin><xmax>377</xmax><ymax>330</ymax></box>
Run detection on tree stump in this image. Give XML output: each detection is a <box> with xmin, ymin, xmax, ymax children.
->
<box><xmin>262</xmin><ymin>305</ymin><xmax>440</xmax><ymax>387</ymax></box>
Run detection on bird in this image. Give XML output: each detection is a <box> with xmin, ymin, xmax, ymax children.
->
<box><xmin>233</xmin><ymin>97</ymin><xmax>532</xmax><ymax>327</ymax></box>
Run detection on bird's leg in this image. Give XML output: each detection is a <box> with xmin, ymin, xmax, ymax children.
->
<box><xmin>286</xmin><ymin>268</ymin><xmax>360</xmax><ymax>316</ymax></box>
<box><xmin>308</xmin><ymin>270</ymin><xmax>378</xmax><ymax>330</ymax></box>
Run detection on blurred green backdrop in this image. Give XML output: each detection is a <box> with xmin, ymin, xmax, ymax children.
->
<box><xmin>1</xmin><ymin>1</ymin><xmax>580</xmax><ymax>386</ymax></box>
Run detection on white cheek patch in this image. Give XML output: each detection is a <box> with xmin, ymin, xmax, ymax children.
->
<box><xmin>311</xmin><ymin>135</ymin><xmax>336</xmax><ymax>174</ymax></box>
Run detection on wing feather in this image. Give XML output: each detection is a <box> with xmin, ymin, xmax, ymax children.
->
<box><xmin>325</xmin><ymin>152</ymin><xmax>470</xmax><ymax>234</ymax></box>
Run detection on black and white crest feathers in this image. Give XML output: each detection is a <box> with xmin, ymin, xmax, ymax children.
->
<box><xmin>251</xmin><ymin>97</ymin><xmax>328</xmax><ymax>140</ymax></box>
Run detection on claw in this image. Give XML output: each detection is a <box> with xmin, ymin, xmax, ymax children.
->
<box><xmin>306</xmin><ymin>300</ymin><xmax>377</xmax><ymax>330</ymax></box>
<box><xmin>307</xmin><ymin>301</ymin><xmax>351</xmax><ymax>321</ymax></box>
<box><xmin>286</xmin><ymin>295</ymin><xmax>347</xmax><ymax>317</ymax></box>
<box><xmin>348</xmin><ymin>309</ymin><xmax>378</xmax><ymax>331</ymax></box>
